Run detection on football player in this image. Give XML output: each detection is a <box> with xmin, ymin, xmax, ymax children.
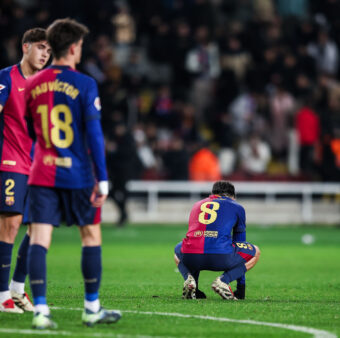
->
<box><xmin>0</xmin><ymin>28</ymin><xmax>51</xmax><ymax>313</ymax></box>
<box><xmin>174</xmin><ymin>181</ymin><xmax>260</xmax><ymax>300</ymax></box>
<box><xmin>25</xmin><ymin>18</ymin><xmax>121</xmax><ymax>329</ymax></box>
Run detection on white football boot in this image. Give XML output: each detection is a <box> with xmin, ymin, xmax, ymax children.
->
<box><xmin>211</xmin><ymin>277</ymin><xmax>237</xmax><ymax>300</ymax></box>
<box><xmin>182</xmin><ymin>274</ymin><xmax>197</xmax><ymax>299</ymax></box>
<box><xmin>0</xmin><ymin>298</ymin><xmax>24</xmax><ymax>313</ymax></box>
<box><xmin>11</xmin><ymin>291</ymin><xmax>34</xmax><ymax>312</ymax></box>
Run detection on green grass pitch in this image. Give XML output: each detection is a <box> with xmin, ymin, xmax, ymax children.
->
<box><xmin>1</xmin><ymin>224</ymin><xmax>339</xmax><ymax>337</ymax></box>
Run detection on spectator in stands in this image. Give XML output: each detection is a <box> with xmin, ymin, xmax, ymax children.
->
<box><xmin>307</xmin><ymin>29</ymin><xmax>339</xmax><ymax>76</ymax></box>
<box><xmin>107</xmin><ymin>121</ymin><xmax>141</xmax><ymax>226</ymax></box>
<box><xmin>186</xmin><ymin>25</ymin><xmax>220</xmax><ymax>124</ymax></box>
<box><xmin>295</xmin><ymin>103</ymin><xmax>320</xmax><ymax>175</ymax></box>
<box><xmin>189</xmin><ymin>144</ymin><xmax>221</xmax><ymax>181</ymax></box>
<box><xmin>269</xmin><ymin>84</ymin><xmax>296</xmax><ymax>160</ymax></box>
<box><xmin>238</xmin><ymin>133</ymin><xmax>271</xmax><ymax>175</ymax></box>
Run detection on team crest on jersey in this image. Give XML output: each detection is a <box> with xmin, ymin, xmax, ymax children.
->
<box><xmin>94</xmin><ymin>97</ymin><xmax>101</xmax><ymax>111</ymax></box>
<box><xmin>43</xmin><ymin>155</ymin><xmax>55</xmax><ymax>166</ymax></box>
<box><xmin>0</xmin><ymin>84</ymin><xmax>6</xmax><ymax>92</ymax></box>
<box><xmin>5</xmin><ymin>196</ymin><xmax>14</xmax><ymax>206</ymax></box>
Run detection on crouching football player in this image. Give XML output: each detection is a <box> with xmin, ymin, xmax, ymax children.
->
<box><xmin>174</xmin><ymin>181</ymin><xmax>260</xmax><ymax>300</ymax></box>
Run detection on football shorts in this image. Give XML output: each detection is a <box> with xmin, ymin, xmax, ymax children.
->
<box><xmin>28</xmin><ymin>185</ymin><xmax>101</xmax><ymax>226</ymax></box>
<box><xmin>0</xmin><ymin>171</ymin><xmax>28</xmax><ymax>214</ymax></box>
<box><xmin>180</xmin><ymin>241</ymin><xmax>256</xmax><ymax>272</ymax></box>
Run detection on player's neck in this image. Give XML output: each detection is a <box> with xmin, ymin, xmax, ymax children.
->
<box><xmin>20</xmin><ymin>59</ymin><xmax>37</xmax><ymax>78</ymax></box>
<box><xmin>52</xmin><ymin>57</ymin><xmax>76</xmax><ymax>70</ymax></box>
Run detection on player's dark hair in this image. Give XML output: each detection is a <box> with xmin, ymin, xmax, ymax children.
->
<box><xmin>46</xmin><ymin>18</ymin><xmax>89</xmax><ymax>59</ymax></box>
<box><xmin>212</xmin><ymin>181</ymin><xmax>235</xmax><ymax>198</ymax></box>
<box><xmin>22</xmin><ymin>28</ymin><xmax>47</xmax><ymax>45</ymax></box>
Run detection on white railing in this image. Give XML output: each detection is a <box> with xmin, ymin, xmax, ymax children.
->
<box><xmin>126</xmin><ymin>181</ymin><xmax>340</xmax><ymax>223</ymax></box>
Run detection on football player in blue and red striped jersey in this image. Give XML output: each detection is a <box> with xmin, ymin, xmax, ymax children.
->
<box><xmin>0</xmin><ymin>28</ymin><xmax>51</xmax><ymax>314</ymax></box>
<box><xmin>25</xmin><ymin>18</ymin><xmax>121</xmax><ymax>329</ymax></box>
<box><xmin>174</xmin><ymin>181</ymin><xmax>261</xmax><ymax>300</ymax></box>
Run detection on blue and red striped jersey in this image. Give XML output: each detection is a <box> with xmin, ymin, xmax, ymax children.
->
<box><xmin>0</xmin><ymin>64</ymin><xmax>32</xmax><ymax>175</ymax></box>
<box><xmin>181</xmin><ymin>195</ymin><xmax>246</xmax><ymax>254</ymax></box>
<box><xmin>26</xmin><ymin>65</ymin><xmax>107</xmax><ymax>189</ymax></box>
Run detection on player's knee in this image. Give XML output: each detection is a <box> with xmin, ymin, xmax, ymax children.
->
<box><xmin>0</xmin><ymin>219</ymin><xmax>21</xmax><ymax>242</ymax></box>
<box><xmin>80</xmin><ymin>224</ymin><xmax>101</xmax><ymax>246</ymax></box>
<box><xmin>254</xmin><ymin>245</ymin><xmax>261</xmax><ymax>258</ymax></box>
<box><xmin>174</xmin><ymin>253</ymin><xmax>179</xmax><ymax>266</ymax></box>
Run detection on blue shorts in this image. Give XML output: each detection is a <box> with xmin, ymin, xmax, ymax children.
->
<box><xmin>175</xmin><ymin>241</ymin><xmax>256</xmax><ymax>273</ymax></box>
<box><xmin>28</xmin><ymin>185</ymin><xmax>101</xmax><ymax>227</ymax></box>
<box><xmin>0</xmin><ymin>171</ymin><xmax>28</xmax><ymax>214</ymax></box>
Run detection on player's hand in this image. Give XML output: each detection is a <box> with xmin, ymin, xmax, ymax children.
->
<box><xmin>90</xmin><ymin>182</ymin><xmax>108</xmax><ymax>208</ymax></box>
<box><xmin>234</xmin><ymin>284</ymin><xmax>245</xmax><ymax>300</ymax></box>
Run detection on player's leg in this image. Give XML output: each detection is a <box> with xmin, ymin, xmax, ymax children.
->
<box><xmin>10</xmin><ymin>193</ymin><xmax>34</xmax><ymax>311</ymax></box>
<box><xmin>27</xmin><ymin>186</ymin><xmax>59</xmax><ymax>329</ymax></box>
<box><xmin>79</xmin><ymin>223</ymin><xmax>121</xmax><ymax>326</ymax></box>
<box><xmin>10</xmin><ymin>228</ymin><xmax>34</xmax><ymax>312</ymax></box>
<box><xmin>174</xmin><ymin>242</ymin><xmax>205</xmax><ymax>299</ymax></box>
<box><xmin>0</xmin><ymin>214</ymin><xmax>24</xmax><ymax>313</ymax></box>
<box><xmin>0</xmin><ymin>172</ymin><xmax>29</xmax><ymax>313</ymax></box>
<box><xmin>213</xmin><ymin>243</ymin><xmax>260</xmax><ymax>300</ymax></box>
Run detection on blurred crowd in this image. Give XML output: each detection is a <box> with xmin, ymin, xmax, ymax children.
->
<box><xmin>1</xmin><ymin>0</ymin><xmax>340</xmax><ymax>184</ymax></box>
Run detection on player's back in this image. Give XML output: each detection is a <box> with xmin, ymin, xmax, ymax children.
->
<box><xmin>26</xmin><ymin>65</ymin><xmax>101</xmax><ymax>189</ymax></box>
<box><xmin>181</xmin><ymin>195</ymin><xmax>246</xmax><ymax>254</ymax></box>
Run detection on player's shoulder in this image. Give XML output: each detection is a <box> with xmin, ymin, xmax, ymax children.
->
<box><xmin>0</xmin><ymin>65</ymin><xmax>15</xmax><ymax>79</ymax></box>
<box><xmin>219</xmin><ymin>196</ymin><xmax>245</xmax><ymax>211</ymax></box>
<box><xmin>68</xmin><ymin>69</ymin><xmax>97</xmax><ymax>86</ymax></box>
<box><xmin>25</xmin><ymin>68</ymin><xmax>50</xmax><ymax>89</ymax></box>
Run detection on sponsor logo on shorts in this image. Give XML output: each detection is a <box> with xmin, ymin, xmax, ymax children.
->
<box><xmin>1</xmin><ymin>263</ymin><xmax>11</xmax><ymax>268</ymax></box>
<box><xmin>5</xmin><ymin>196</ymin><xmax>14</xmax><ymax>206</ymax></box>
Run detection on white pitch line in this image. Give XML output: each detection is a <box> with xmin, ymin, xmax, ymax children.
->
<box><xmin>50</xmin><ymin>306</ymin><xmax>337</xmax><ymax>338</ymax></box>
<box><xmin>0</xmin><ymin>328</ymin><xmax>171</xmax><ymax>338</ymax></box>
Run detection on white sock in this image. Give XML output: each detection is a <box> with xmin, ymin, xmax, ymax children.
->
<box><xmin>9</xmin><ymin>280</ymin><xmax>25</xmax><ymax>295</ymax></box>
<box><xmin>84</xmin><ymin>299</ymin><xmax>100</xmax><ymax>313</ymax></box>
<box><xmin>35</xmin><ymin>304</ymin><xmax>50</xmax><ymax>316</ymax></box>
<box><xmin>0</xmin><ymin>290</ymin><xmax>11</xmax><ymax>303</ymax></box>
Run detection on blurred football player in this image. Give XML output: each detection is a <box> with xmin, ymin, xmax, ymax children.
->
<box><xmin>174</xmin><ymin>181</ymin><xmax>260</xmax><ymax>300</ymax></box>
<box><xmin>25</xmin><ymin>18</ymin><xmax>121</xmax><ymax>329</ymax></box>
<box><xmin>0</xmin><ymin>28</ymin><xmax>50</xmax><ymax>313</ymax></box>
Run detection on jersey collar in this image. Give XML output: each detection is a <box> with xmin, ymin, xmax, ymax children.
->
<box><xmin>209</xmin><ymin>194</ymin><xmax>232</xmax><ymax>200</ymax></box>
<box><xmin>16</xmin><ymin>63</ymin><xmax>26</xmax><ymax>79</ymax></box>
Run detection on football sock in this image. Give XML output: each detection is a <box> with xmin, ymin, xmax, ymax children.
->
<box><xmin>12</xmin><ymin>233</ymin><xmax>30</xmax><ymax>283</ymax></box>
<box><xmin>84</xmin><ymin>294</ymin><xmax>100</xmax><ymax>312</ymax></box>
<box><xmin>9</xmin><ymin>280</ymin><xmax>25</xmax><ymax>295</ymax></box>
<box><xmin>28</xmin><ymin>245</ymin><xmax>47</xmax><ymax>303</ymax></box>
<box><xmin>0</xmin><ymin>241</ymin><xmax>13</xmax><ymax>293</ymax></box>
<box><xmin>35</xmin><ymin>303</ymin><xmax>50</xmax><ymax>316</ymax></box>
<box><xmin>221</xmin><ymin>263</ymin><xmax>247</xmax><ymax>284</ymax></box>
<box><xmin>81</xmin><ymin>246</ymin><xmax>101</xmax><ymax>296</ymax></box>
<box><xmin>237</xmin><ymin>274</ymin><xmax>246</xmax><ymax>286</ymax></box>
<box><xmin>177</xmin><ymin>261</ymin><xmax>189</xmax><ymax>281</ymax></box>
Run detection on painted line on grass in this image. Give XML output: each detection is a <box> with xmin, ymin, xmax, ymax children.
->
<box><xmin>51</xmin><ymin>306</ymin><xmax>337</xmax><ymax>338</ymax></box>
<box><xmin>0</xmin><ymin>328</ymin><xmax>170</xmax><ymax>338</ymax></box>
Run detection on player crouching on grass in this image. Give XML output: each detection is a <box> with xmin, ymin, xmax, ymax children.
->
<box><xmin>25</xmin><ymin>18</ymin><xmax>121</xmax><ymax>329</ymax></box>
<box><xmin>0</xmin><ymin>28</ymin><xmax>51</xmax><ymax>314</ymax></box>
<box><xmin>174</xmin><ymin>181</ymin><xmax>260</xmax><ymax>300</ymax></box>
